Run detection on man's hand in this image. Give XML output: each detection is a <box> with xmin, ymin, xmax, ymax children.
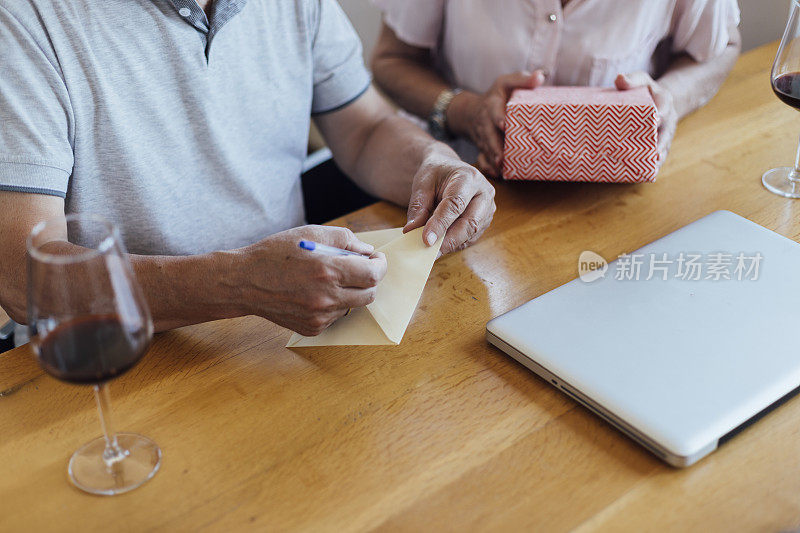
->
<box><xmin>314</xmin><ymin>87</ymin><xmax>495</xmax><ymax>256</ymax></box>
<box><xmin>236</xmin><ymin>225</ymin><xmax>387</xmax><ymax>336</ymax></box>
<box><xmin>448</xmin><ymin>70</ymin><xmax>546</xmax><ymax>177</ymax></box>
<box><xmin>615</xmin><ymin>72</ymin><xmax>677</xmax><ymax>166</ymax></box>
<box><xmin>403</xmin><ymin>149</ymin><xmax>496</xmax><ymax>255</ymax></box>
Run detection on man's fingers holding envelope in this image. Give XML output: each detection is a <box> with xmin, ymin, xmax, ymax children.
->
<box><xmin>285</xmin><ymin>228</ymin><xmax>443</xmax><ymax>346</ymax></box>
<box><xmin>405</xmin><ymin>148</ymin><xmax>495</xmax><ymax>255</ymax></box>
<box><xmin>240</xmin><ymin>225</ymin><xmax>385</xmax><ymax>337</ymax></box>
<box><xmin>296</xmin><ymin>254</ymin><xmax>385</xmax><ymax>335</ymax></box>
<box><xmin>422</xmin><ymin>167</ymin><xmax>496</xmax><ymax>255</ymax></box>
<box><xmin>440</xmin><ymin>192</ymin><xmax>496</xmax><ymax>255</ymax></box>
<box><xmin>308</xmin><ymin>225</ymin><xmax>375</xmax><ymax>256</ymax></box>
<box><xmin>330</xmin><ymin>252</ymin><xmax>388</xmax><ymax>289</ymax></box>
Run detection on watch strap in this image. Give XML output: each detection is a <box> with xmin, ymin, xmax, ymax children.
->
<box><xmin>428</xmin><ymin>88</ymin><xmax>462</xmax><ymax>140</ymax></box>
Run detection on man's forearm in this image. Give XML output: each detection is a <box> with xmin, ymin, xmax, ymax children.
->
<box><xmin>658</xmin><ymin>30</ymin><xmax>741</xmax><ymax>120</ymax></box>
<box><xmin>315</xmin><ymin>87</ymin><xmax>462</xmax><ymax>208</ymax></box>
<box><xmin>3</xmin><ymin>241</ymin><xmax>246</xmax><ymax>333</ymax></box>
<box><xmin>349</xmin><ymin>113</ymin><xmax>460</xmax><ymax>206</ymax></box>
<box><xmin>130</xmin><ymin>250</ymin><xmax>246</xmax><ymax>332</ymax></box>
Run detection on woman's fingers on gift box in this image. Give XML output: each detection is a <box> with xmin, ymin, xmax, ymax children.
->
<box><xmin>486</xmin><ymin>91</ymin><xmax>508</xmax><ymax>132</ymax></box>
<box><xmin>493</xmin><ymin>70</ymin><xmax>546</xmax><ymax>99</ymax></box>
<box><xmin>478</xmin><ymin>70</ymin><xmax>547</xmax><ymax>177</ymax></box>
<box><xmin>615</xmin><ymin>71</ymin><xmax>663</xmax><ymax>119</ymax></box>
<box><xmin>615</xmin><ymin>71</ymin><xmax>678</xmax><ymax>166</ymax></box>
<box><xmin>478</xmin><ymin>113</ymin><xmax>505</xmax><ymax>170</ymax></box>
<box><xmin>476</xmin><ymin>152</ymin><xmax>499</xmax><ymax>179</ymax></box>
<box><xmin>455</xmin><ymin>93</ymin><xmax>502</xmax><ymax>173</ymax></box>
<box><xmin>490</xmin><ymin>70</ymin><xmax>546</xmax><ymax>130</ymax></box>
<box><xmin>452</xmin><ymin>71</ymin><xmax>546</xmax><ymax>178</ymax></box>
<box><xmin>656</xmin><ymin>115</ymin><xmax>677</xmax><ymax>167</ymax></box>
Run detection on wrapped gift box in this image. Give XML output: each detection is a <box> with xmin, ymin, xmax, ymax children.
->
<box><xmin>503</xmin><ymin>86</ymin><xmax>658</xmax><ymax>183</ymax></box>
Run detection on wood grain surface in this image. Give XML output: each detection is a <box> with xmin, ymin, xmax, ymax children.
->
<box><xmin>2</xmin><ymin>43</ymin><xmax>800</xmax><ymax>532</ymax></box>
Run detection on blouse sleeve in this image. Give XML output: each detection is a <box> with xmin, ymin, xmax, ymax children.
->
<box><xmin>371</xmin><ymin>0</ymin><xmax>446</xmax><ymax>49</ymax></box>
<box><xmin>672</xmin><ymin>0</ymin><xmax>741</xmax><ymax>62</ymax></box>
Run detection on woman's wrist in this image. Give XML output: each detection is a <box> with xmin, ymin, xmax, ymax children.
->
<box><xmin>445</xmin><ymin>90</ymin><xmax>479</xmax><ymax>139</ymax></box>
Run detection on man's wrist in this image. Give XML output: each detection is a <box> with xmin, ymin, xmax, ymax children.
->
<box><xmin>128</xmin><ymin>249</ymin><xmax>250</xmax><ymax>331</ymax></box>
<box><xmin>209</xmin><ymin>249</ymin><xmax>252</xmax><ymax>319</ymax></box>
<box><xmin>421</xmin><ymin>137</ymin><xmax>461</xmax><ymax>166</ymax></box>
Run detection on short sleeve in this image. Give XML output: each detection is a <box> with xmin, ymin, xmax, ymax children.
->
<box><xmin>372</xmin><ymin>0</ymin><xmax>445</xmax><ymax>49</ymax></box>
<box><xmin>672</xmin><ymin>0</ymin><xmax>741</xmax><ymax>63</ymax></box>
<box><xmin>310</xmin><ymin>0</ymin><xmax>371</xmax><ymax>115</ymax></box>
<box><xmin>0</xmin><ymin>5</ymin><xmax>73</xmax><ymax>197</ymax></box>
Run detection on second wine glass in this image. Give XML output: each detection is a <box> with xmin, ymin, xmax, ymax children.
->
<box><xmin>763</xmin><ymin>0</ymin><xmax>800</xmax><ymax>198</ymax></box>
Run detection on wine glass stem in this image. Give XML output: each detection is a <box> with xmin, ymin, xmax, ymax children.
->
<box><xmin>93</xmin><ymin>383</ymin><xmax>127</xmax><ymax>467</ymax></box>
<box><xmin>791</xmin><ymin>130</ymin><xmax>800</xmax><ymax>184</ymax></box>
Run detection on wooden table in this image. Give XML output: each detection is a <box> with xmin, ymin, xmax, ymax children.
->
<box><xmin>3</xmin><ymin>43</ymin><xmax>800</xmax><ymax>532</ymax></box>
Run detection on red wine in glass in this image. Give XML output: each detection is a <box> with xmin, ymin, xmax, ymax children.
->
<box><xmin>37</xmin><ymin>314</ymin><xmax>149</xmax><ymax>385</ymax></box>
<box><xmin>763</xmin><ymin>3</ymin><xmax>800</xmax><ymax>198</ymax></box>
<box><xmin>773</xmin><ymin>72</ymin><xmax>800</xmax><ymax>110</ymax></box>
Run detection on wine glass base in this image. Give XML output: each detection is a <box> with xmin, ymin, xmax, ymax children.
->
<box><xmin>762</xmin><ymin>167</ymin><xmax>800</xmax><ymax>198</ymax></box>
<box><xmin>68</xmin><ymin>433</ymin><xmax>161</xmax><ymax>496</ymax></box>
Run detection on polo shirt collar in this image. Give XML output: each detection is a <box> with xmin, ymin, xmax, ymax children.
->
<box><xmin>167</xmin><ymin>0</ymin><xmax>247</xmax><ymax>56</ymax></box>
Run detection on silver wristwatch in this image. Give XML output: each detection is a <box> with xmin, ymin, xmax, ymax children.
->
<box><xmin>428</xmin><ymin>88</ymin><xmax>462</xmax><ymax>140</ymax></box>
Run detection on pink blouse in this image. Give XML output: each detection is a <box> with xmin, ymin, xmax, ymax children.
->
<box><xmin>372</xmin><ymin>0</ymin><xmax>740</xmax><ymax>92</ymax></box>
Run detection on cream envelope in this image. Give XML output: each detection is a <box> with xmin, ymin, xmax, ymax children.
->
<box><xmin>286</xmin><ymin>227</ymin><xmax>442</xmax><ymax>347</ymax></box>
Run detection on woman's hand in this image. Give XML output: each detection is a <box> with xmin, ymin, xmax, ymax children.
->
<box><xmin>448</xmin><ymin>71</ymin><xmax>546</xmax><ymax>178</ymax></box>
<box><xmin>615</xmin><ymin>72</ymin><xmax>678</xmax><ymax>167</ymax></box>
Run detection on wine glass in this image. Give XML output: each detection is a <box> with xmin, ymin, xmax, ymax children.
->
<box><xmin>27</xmin><ymin>214</ymin><xmax>161</xmax><ymax>495</ymax></box>
<box><xmin>764</xmin><ymin>1</ymin><xmax>800</xmax><ymax>198</ymax></box>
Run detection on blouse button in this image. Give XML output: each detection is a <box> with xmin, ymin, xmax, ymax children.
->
<box><xmin>547</xmin><ymin>13</ymin><xmax>557</xmax><ymax>22</ymax></box>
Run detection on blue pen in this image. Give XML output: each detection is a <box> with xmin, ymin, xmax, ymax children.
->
<box><xmin>298</xmin><ymin>240</ymin><xmax>366</xmax><ymax>257</ymax></box>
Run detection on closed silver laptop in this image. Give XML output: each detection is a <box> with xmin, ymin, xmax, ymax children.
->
<box><xmin>487</xmin><ymin>211</ymin><xmax>800</xmax><ymax>467</ymax></box>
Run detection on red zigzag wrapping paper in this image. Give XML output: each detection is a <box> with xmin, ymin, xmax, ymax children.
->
<box><xmin>503</xmin><ymin>87</ymin><xmax>659</xmax><ymax>183</ymax></box>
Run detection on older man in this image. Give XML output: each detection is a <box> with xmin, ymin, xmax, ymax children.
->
<box><xmin>0</xmin><ymin>0</ymin><xmax>495</xmax><ymax>336</ymax></box>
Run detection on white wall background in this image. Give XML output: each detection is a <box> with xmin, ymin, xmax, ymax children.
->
<box><xmin>338</xmin><ymin>0</ymin><xmax>792</xmax><ymax>63</ymax></box>
<box><xmin>309</xmin><ymin>1</ymin><xmax>381</xmax><ymax>150</ymax></box>
<box><xmin>338</xmin><ymin>0</ymin><xmax>382</xmax><ymax>61</ymax></box>
<box><xmin>740</xmin><ymin>0</ymin><xmax>790</xmax><ymax>51</ymax></box>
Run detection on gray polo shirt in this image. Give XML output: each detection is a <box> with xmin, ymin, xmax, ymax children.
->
<box><xmin>0</xmin><ymin>0</ymin><xmax>370</xmax><ymax>255</ymax></box>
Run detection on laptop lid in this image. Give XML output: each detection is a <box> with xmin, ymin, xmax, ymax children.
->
<box><xmin>486</xmin><ymin>211</ymin><xmax>800</xmax><ymax>466</ymax></box>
